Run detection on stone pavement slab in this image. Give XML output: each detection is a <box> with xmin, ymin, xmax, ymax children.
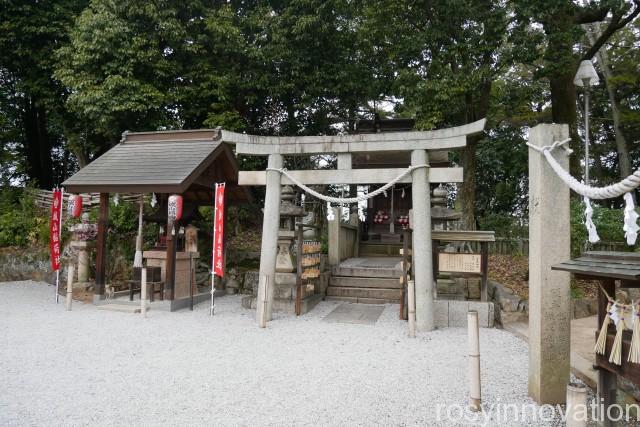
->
<box><xmin>323</xmin><ymin>303</ymin><xmax>384</xmax><ymax>325</ymax></box>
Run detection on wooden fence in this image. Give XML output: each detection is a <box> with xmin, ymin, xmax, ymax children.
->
<box><xmin>470</xmin><ymin>238</ymin><xmax>632</xmax><ymax>256</ymax></box>
<box><xmin>32</xmin><ymin>189</ymin><xmax>144</xmax><ymax>211</ymax></box>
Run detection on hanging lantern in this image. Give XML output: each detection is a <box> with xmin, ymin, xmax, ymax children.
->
<box><xmin>67</xmin><ymin>194</ymin><xmax>83</xmax><ymax>218</ymax></box>
<box><xmin>113</xmin><ymin>193</ymin><xmax>120</xmax><ymax>206</ymax></box>
<box><xmin>168</xmin><ymin>194</ymin><xmax>183</xmax><ymax>222</ymax></box>
<box><xmin>151</xmin><ymin>193</ymin><xmax>157</xmax><ymax>208</ymax></box>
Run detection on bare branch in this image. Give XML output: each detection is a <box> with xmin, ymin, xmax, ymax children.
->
<box><xmin>582</xmin><ymin>1</ymin><xmax>640</xmax><ymax>60</ymax></box>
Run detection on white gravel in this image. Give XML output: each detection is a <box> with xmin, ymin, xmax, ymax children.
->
<box><xmin>0</xmin><ymin>281</ymin><xmax>591</xmax><ymax>426</ymax></box>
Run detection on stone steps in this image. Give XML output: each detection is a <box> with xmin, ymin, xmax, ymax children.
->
<box><xmin>325</xmin><ymin>296</ymin><xmax>397</xmax><ymax>304</ymax></box>
<box><xmin>326</xmin><ymin>286</ymin><xmax>401</xmax><ymax>301</ymax></box>
<box><xmin>96</xmin><ymin>304</ymin><xmax>145</xmax><ymax>313</ymax></box>
<box><xmin>329</xmin><ymin>276</ymin><xmax>401</xmax><ymax>289</ymax></box>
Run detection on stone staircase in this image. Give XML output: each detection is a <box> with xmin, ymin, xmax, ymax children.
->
<box><xmin>326</xmin><ymin>257</ymin><xmax>403</xmax><ymax>304</ymax></box>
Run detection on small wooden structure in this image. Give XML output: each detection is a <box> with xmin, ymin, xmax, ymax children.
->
<box><xmin>62</xmin><ymin>128</ymin><xmax>250</xmax><ymax>310</ymax></box>
<box><xmin>553</xmin><ymin>251</ymin><xmax>640</xmax><ymax>426</ymax></box>
<box><xmin>432</xmin><ymin>230</ymin><xmax>494</xmax><ymax>302</ymax></box>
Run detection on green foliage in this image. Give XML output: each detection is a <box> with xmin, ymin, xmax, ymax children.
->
<box><xmin>570</xmin><ymin>198</ymin><xmax>630</xmax><ymax>256</ymax></box>
<box><xmin>0</xmin><ymin>187</ymin><xmax>49</xmax><ymax>247</ymax></box>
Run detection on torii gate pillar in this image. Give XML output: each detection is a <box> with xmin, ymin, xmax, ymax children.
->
<box><xmin>528</xmin><ymin>124</ymin><xmax>571</xmax><ymax>404</ymax></box>
<box><xmin>411</xmin><ymin>149</ymin><xmax>435</xmax><ymax>332</ymax></box>
<box><xmin>256</xmin><ymin>153</ymin><xmax>283</xmax><ymax>323</ymax></box>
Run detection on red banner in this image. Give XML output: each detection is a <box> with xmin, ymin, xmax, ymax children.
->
<box><xmin>212</xmin><ymin>183</ymin><xmax>225</xmax><ymax>277</ymax></box>
<box><xmin>49</xmin><ymin>189</ymin><xmax>63</xmax><ymax>272</ymax></box>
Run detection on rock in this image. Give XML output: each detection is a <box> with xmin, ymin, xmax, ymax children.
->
<box><xmin>225</xmin><ymin>277</ymin><xmax>240</xmax><ymax>289</ymax></box>
<box><xmin>243</xmin><ymin>271</ymin><xmax>259</xmax><ymax>294</ymax></box>
<box><xmin>571</xmin><ymin>298</ymin><xmax>597</xmax><ymax>319</ymax></box>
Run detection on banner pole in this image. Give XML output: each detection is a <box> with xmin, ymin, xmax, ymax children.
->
<box><xmin>210</xmin><ymin>183</ymin><xmax>218</xmax><ymax>317</ymax></box>
<box><xmin>55</xmin><ymin>187</ymin><xmax>64</xmax><ymax>303</ymax></box>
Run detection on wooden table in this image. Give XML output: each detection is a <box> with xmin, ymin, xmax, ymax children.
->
<box><xmin>553</xmin><ymin>251</ymin><xmax>640</xmax><ymax>426</ymax></box>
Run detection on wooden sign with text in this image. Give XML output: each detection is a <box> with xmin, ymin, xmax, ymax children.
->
<box><xmin>438</xmin><ymin>253</ymin><xmax>482</xmax><ymax>274</ymax></box>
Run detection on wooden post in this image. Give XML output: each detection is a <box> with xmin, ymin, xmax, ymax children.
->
<box><xmin>141</xmin><ymin>267</ymin><xmax>147</xmax><ymax>318</ymax></box>
<box><xmin>408</xmin><ymin>280</ymin><xmax>416</xmax><ymax>338</ymax></box>
<box><xmin>295</xmin><ymin>224</ymin><xmax>303</xmax><ymax>316</ymax></box>
<box><xmin>480</xmin><ymin>241</ymin><xmax>489</xmax><ymax>301</ymax></box>
<box><xmin>400</xmin><ymin>229</ymin><xmax>409</xmax><ymax>320</ymax></box>
<box><xmin>567</xmin><ymin>383</ymin><xmax>588</xmax><ymax>427</ymax></box>
<box><xmin>165</xmin><ymin>220</ymin><xmax>177</xmax><ymax>300</ymax></box>
<box><xmin>468</xmin><ymin>310</ymin><xmax>481</xmax><ymax>411</ymax></box>
<box><xmin>597</xmin><ymin>279</ymin><xmax>617</xmax><ymax>426</ymax></box>
<box><xmin>95</xmin><ymin>193</ymin><xmax>109</xmax><ymax>299</ymax></box>
<box><xmin>65</xmin><ymin>264</ymin><xmax>74</xmax><ymax>311</ymax></box>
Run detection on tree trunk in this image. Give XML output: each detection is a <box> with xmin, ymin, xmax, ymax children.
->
<box><xmin>459</xmin><ymin>80</ymin><xmax>491</xmax><ymax>230</ymax></box>
<box><xmin>23</xmin><ymin>96</ymin><xmax>53</xmax><ymax>188</ymax></box>
<box><xmin>461</xmin><ymin>135</ymin><xmax>479</xmax><ymax>230</ymax></box>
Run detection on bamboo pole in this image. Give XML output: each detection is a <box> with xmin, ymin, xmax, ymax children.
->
<box><xmin>407</xmin><ymin>279</ymin><xmax>416</xmax><ymax>338</ymax></box>
<box><xmin>259</xmin><ymin>275</ymin><xmax>269</xmax><ymax>328</ymax></box>
<box><xmin>65</xmin><ymin>265</ymin><xmax>74</xmax><ymax>311</ymax></box>
<box><xmin>141</xmin><ymin>267</ymin><xmax>147</xmax><ymax>318</ymax></box>
<box><xmin>468</xmin><ymin>310</ymin><xmax>481</xmax><ymax>411</ymax></box>
<box><xmin>566</xmin><ymin>383</ymin><xmax>587</xmax><ymax>427</ymax></box>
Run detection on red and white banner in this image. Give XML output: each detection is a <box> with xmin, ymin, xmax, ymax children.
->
<box><xmin>212</xmin><ymin>183</ymin><xmax>226</xmax><ymax>277</ymax></box>
<box><xmin>49</xmin><ymin>189</ymin><xmax>63</xmax><ymax>272</ymax></box>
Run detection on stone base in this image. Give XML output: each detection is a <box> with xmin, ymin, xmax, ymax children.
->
<box><xmin>434</xmin><ymin>300</ymin><xmax>494</xmax><ymax>328</ymax></box>
<box><xmin>241</xmin><ymin>294</ymin><xmax>323</xmax><ymax>315</ymax></box>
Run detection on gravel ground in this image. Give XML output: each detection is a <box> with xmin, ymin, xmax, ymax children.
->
<box><xmin>0</xmin><ymin>280</ymin><xmax>627</xmax><ymax>426</ymax></box>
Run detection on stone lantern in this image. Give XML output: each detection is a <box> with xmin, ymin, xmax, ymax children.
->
<box><xmin>276</xmin><ymin>186</ymin><xmax>306</xmax><ymax>273</ymax></box>
<box><xmin>431</xmin><ymin>185</ymin><xmax>461</xmax><ymax>230</ymax></box>
<box><xmin>69</xmin><ymin>213</ymin><xmax>98</xmax><ymax>283</ymax></box>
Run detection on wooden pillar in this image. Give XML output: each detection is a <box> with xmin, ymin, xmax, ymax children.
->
<box><xmin>480</xmin><ymin>241</ymin><xmax>489</xmax><ymax>301</ymax></box>
<box><xmin>165</xmin><ymin>220</ymin><xmax>177</xmax><ymax>300</ymax></box>
<box><xmin>528</xmin><ymin>124</ymin><xmax>571</xmax><ymax>404</ymax></box>
<box><xmin>597</xmin><ymin>279</ymin><xmax>617</xmax><ymax>427</ymax></box>
<box><xmin>411</xmin><ymin>149</ymin><xmax>434</xmax><ymax>332</ymax></box>
<box><xmin>95</xmin><ymin>193</ymin><xmax>109</xmax><ymax>299</ymax></box>
<box><xmin>256</xmin><ymin>153</ymin><xmax>283</xmax><ymax>324</ymax></box>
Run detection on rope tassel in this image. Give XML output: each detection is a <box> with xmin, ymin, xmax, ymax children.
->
<box><xmin>609</xmin><ymin>315</ymin><xmax>626</xmax><ymax>366</ymax></box>
<box><xmin>595</xmin><ymin>300</ymin><xmax>613</xmax><ymax>355</ymax></box>
<box><xmin>623</xmin><ymin>193</ymin><xmax>639</xmax><ymax>245</ymax></box>
<box><xmin>584</xmin><ymin>196</ymin><xmax>600</xmax><ymax>243</ymax></box>
<box><xmin>628</xmin><ymin>304</ymin><xmax>640</xmax><ymax>364</ymax></box>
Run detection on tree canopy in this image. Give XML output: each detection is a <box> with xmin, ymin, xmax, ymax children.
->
<box><xmin>1</xmin><ymin>0</ymin><xmax>638</xmax><ymax>229</ymax></box>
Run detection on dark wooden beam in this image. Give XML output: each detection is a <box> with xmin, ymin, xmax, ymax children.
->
<box><xmin>95</xmin><ymin>193</ymin><xmax>109</xmax><ymax>297</ymax></box>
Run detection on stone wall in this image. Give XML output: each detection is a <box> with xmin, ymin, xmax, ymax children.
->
<box><xmin>488</xmin><ymin>280</ymin><xmax>598</xmax><ymax>326</ymax></box>
<box><xmin>0</xmin><ymin>246</ymin><xmax>53</xmax><ymax>282</ymax></box>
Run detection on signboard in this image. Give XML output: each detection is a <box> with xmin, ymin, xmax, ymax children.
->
<box><xmin>49</xmin><ymin>189</ymin><xmax>63</xmax><ymax>272</ymax></box>
<box><xmin>212</xmin><ymin>183</ymin><xmax>226</xmax><ymax>277</ymax></box>
<box><xmin>438</xmin><ymin>253</ymin><xmax>482</xmax><ymax>274</ymax></box>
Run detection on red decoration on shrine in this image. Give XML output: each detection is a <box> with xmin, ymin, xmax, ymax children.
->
<box><xmin>212</xmin><ymin>183</ymin><xmax>226</xmax><ymax>277</ymax></box>
<box><xmin>49</xmin><ymin>189</ymin><xmax>63</xmax><ymax>272</ymax></box>
<box><xmin>167</xmin><ymin>194</ymin><xmax>183</xmax><ymax>222</ymax></box>
<box><xmin>67</xmin><ymin>194</ymin><xmax>83</xmax><ymax>218</ymax></box>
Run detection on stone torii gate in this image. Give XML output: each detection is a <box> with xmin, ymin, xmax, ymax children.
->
<box><xmin>222</xmin><ymin>119</ymin><xmax>486</xmax><ymax>329</ymax></box>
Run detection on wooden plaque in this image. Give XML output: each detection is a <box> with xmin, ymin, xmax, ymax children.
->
<box><xmin>438</xmin><ymin>253</ymin><xmax>482</xmax><ymax>274</ymax></box>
